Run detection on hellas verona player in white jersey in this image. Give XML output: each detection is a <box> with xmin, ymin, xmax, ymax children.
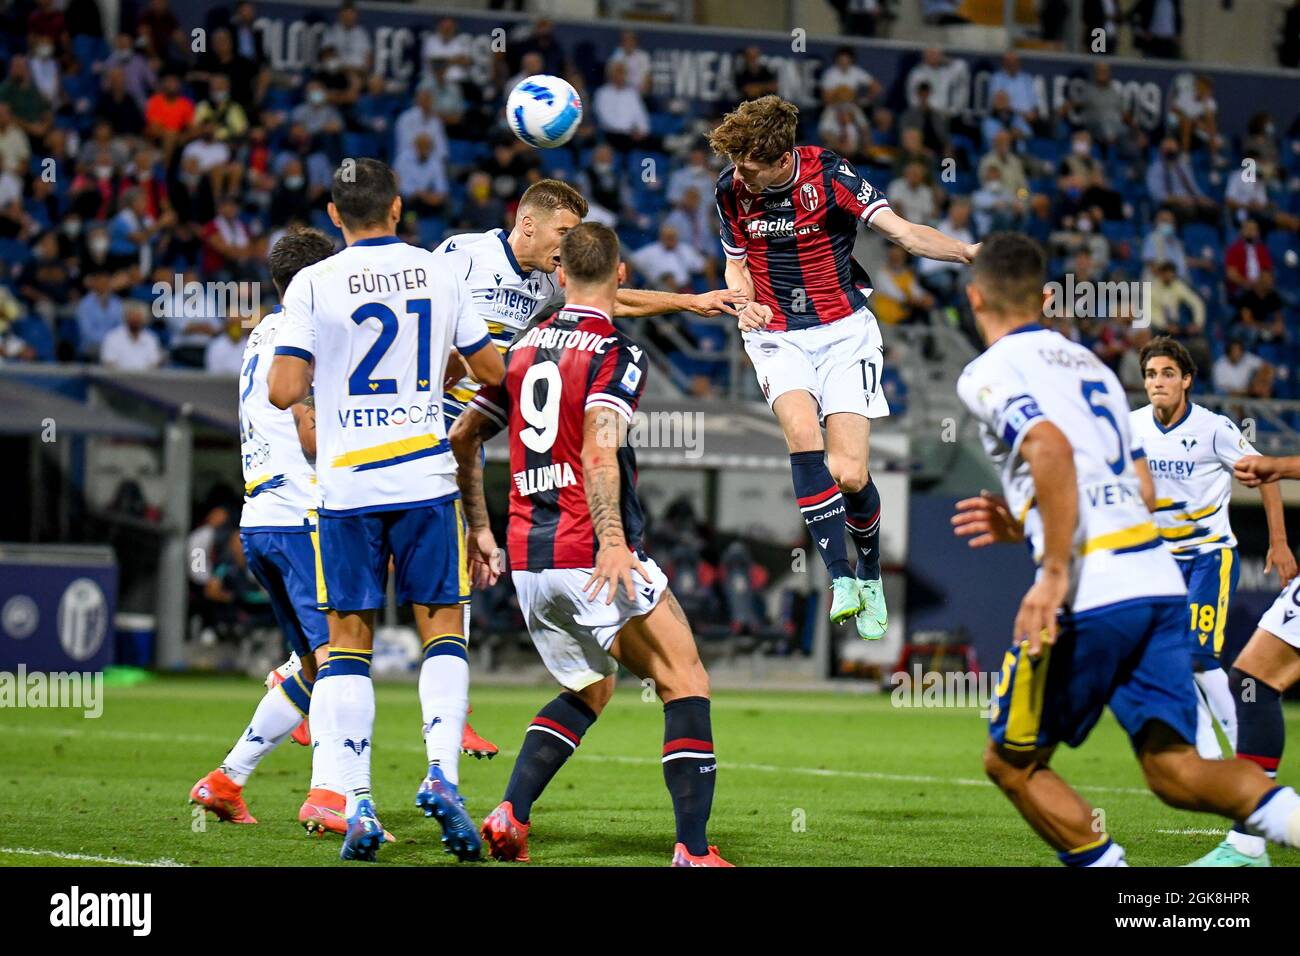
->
<box><xmin>190</xmin><ymin>228</ymin><xmax>341</xmax><ymax>832</ymax></box>
<box><xmin>1128</xmin><ymin>336</ymin><xmax>1295</xmax><ymax>765</ymax></box>
<box><xmin>269</xmin><ymin>158</ymin><xmax>505</xmax><ymax>862</ymax></box>
<box><xmin>950</xmin><ymin>233</ymin><xmax>1300</xmax><ymax>867</ymax></box>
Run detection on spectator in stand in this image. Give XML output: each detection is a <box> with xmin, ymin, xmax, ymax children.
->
<box><xmin>733</xmin><ymin>46</ymin><xmax>778</xmax><ymax>102</ymax></box>
<box><xmin>505</xmin><ymin>51</ymin><xmax>544</xmax><ymax>100</ymax></box>
<box><xmin>871</xmin><ymin>245</ymin><xmax>935</xmax><ymax>325</ymax></box>
<box><xmin>422</xmin><ymin>17</ymin><xmax>472</xmax><ymax>86</ymax></box>
<box><xmin>971</xmin><ymin>163</ymin><xmax>1024</xmax><ymax>234</ymax></box>
<box><xmin>667</xmin><ymin>146</ymin><xmax>715</xmax><ymax>207</ymax></box>
<box><xmin>181</xmin><ymin>119</ymin><xmax>241</xmax><ymax>202</ymax></box>
<box><xmin>988</xmin><ymin>51</ymin><xmax>1040</xmax><ymax>131</ymax></box>
<box><xmin>228</xmin><ymin>1</ymin><xmax>265</xmax><ymax>66</ymax></box>
<box><xmin>1083</xmin><ymin>0</ymin><xmax>1122</xmax><ymax>55</ymax></box>
<box><xmin>1235</xmin><ymin>270</ymin><xmax>1288</xmax><ymax>347</ymax></box>
<box><xmin>1056</xmin><ymin>129</ymin><xmax>1105</xmax><ymax>214</ymax></box>
<box><xmin>1170</xmin><ymin>73</ymin><xmax>1219</xmax><ymax>154</ymax></box>
<box><xmin>326</xmin><ymin>1</ymin><xmax>372</xmax><ymax>77</ymax></box>
<box><xmin>1224</xmin><ymin>218</ymin><xmax>1273</xmax><ymax>301</ymax></box>
<box><xmin>820</xmin><ymin>46</ymin><xmax>880</xmax><ymax>105</ymax></box>
<box><xmin>592</xmin><ymin>60</ymin><xmax>652</xmax><ymax>154</ymax></box>
<box><xmin>394</xmin><ymin>82</ymin><xmax>449</xmax><ymax>163</ymax></box>
<box><xmin>1075</xmin><ymin>61</ymin><xmax>1137</xmax><ymax>157</ymax></box>
<box><xmin>609</xmin><ymin>31</ymin><xmax>652</xmax><ymax>96</ymax></box>
<box><xmin>100</xmin><ymin>32</ymin><xmax>155</xmax><ymax>109</ymax></box>
<box><xmin>202</xmin><ymin>195</ymin><xmax>257</xmax><ymax>281</ymax></box>
<box><xmin>888</xmin><ymin>159</ymin><xmax>939</xmax><ymax>226</ymax></box>
<box><xmin>0</xmin><ymin>55</ymin><xmax>54</xmax><ymax>141</ymax></box>
<box><xmin>1148</xmin><ymin>260</ymin><xmax>1205</xmax><ymax>336</ymax></box>
<box><xmin>109</xmin><ymin>186</ymin><xmax>173</xmax><ymax>278</ymax></box>
<box><xmin>205</xmin><ymin>313</ymin><xmax>245</xmax><ymax>376</ymax></box>
<box><xmin>829</xmin><ymin>0</ymin><xmax>883</xmax><ymax>36</ymax></box>
<box><xmin>1213</xmin><ymin>338</ymin><xmax>1274</xmax><ymax>398</ymax></box>
<box><xmin>100</xmin><ymin>299</ymin><xmax>163</xmax><ymax>370</ymax></box>
<box><xmin>1145</xmin><ymin>137</ymin><xmax>1216</xmax><ymax>222</ymax></box>
<box><xmin>892</xmin><ymin>126</ymin><xmax>935</xmax><ymax>181</ymax></box>
<box><xmin>518</xmin><ymin>18</ymin><xmax>570</xmax><ymax>77</ymax></box>
<box><xmin>161</xmin><ymin>268</ymin><xmax>219</xmax><ymax>367</ymax></box>
<box><xmin>136</xmin><ymin>0</ymin><xmax>185</xmax><ymax>66</ymax></box>
<box><xmin>144</xmin><ymin>70</ymin><xmax>194</xmax><ymax>161</ymax></box>
<box><xmin>1225</xmin><ymin>159</ymin><xmax>1299</xmax><ymax>232</ymax></box>
<box><xmin>898</xmin><ymin>81</ymin><xmax>951</xmax><ymax>158</ymax></box>
<box><xmin>906</xmin><ymin>47</ymin><xmax>969</xmax><ymax>122</ymax></box>
<box><xmin>268</xmin><ymin>157</ymin><xmax>311</xmax><ymax>227</ymax></box>
<box><xmin>818</xmin><ymin>87</ymin><xmax>871</xmax><ymax>163</ymax></box>
<box><xmin>453</xmin><ymin>171</ymin><xmax>506</xmax><ymax>233</ymax></box>
<box><xmin>312</xmin><ymin>44</ymin><xmax>361</xmax><ymax>109</ymax></box>
<box><xmin>632</xmin><ymin>223</ymin><xmax>705</xmax><ymax>290</ymax></box>
<box><xmin>483</xmin><ymin>139</ymin><xmax>540</xmax><ymax>207</ymax></box>
<box><xmin>18</xmin><ymin>232</ymin><xmax>71</xmax><ymax>323</ymax></box>
<box><xmin>979</xmin><ymin>129</ymin><xmax>1029</xmax><ymax>196</ymax></box>
<box><xmin>76</xmin><ymin>271</ymin><xmax>124</xmax><ymax>360</ymax></box>
<box><xmin>0</xmin><ymin>104</ymin><xmax>30</xmax><ymax>176</ymax></box>
<box><xmin>1243</xmin><ymin>111</ymin><xmax>1281</xmax><ymax>169</ymax></box>
<box><xmin>917</xmin><ymin>197</ymin><xmax>975</xmax><ymax>302</ymax></box>
<box><xmin>27</xmin><ymin>0</ymin><xmax>66</xmax><ymax>49</ymax></box>
<box><xmin>191</xmin><ymin>26</ymin><xmax>265</xmax><ymax>115</ymax></box>
<box><xmin>98</xmin><ymin>65</ymin><xmax>144</xmax><ymax>135</ymax></box>
<box><xmin>1131</xmin><ymin>0</ymin><xmax>1183</xmax><ymax>59</ymax></box>
<box><xmin>422</xmin><ymin>64</ymin><xmax>466</xmax><ymax>136</ymax></box>
<box><xmin>28</xmin><ymin>34</ymin><xmax>61</xmax><ymax>107</ymax></box>
<box><xmin>291</xmin><ymin>79</ymin><xmax>344</xmax><ymax>157</ymax></box>
<box><xmin>981</xmin><ymin>90</ymin><xmax>1031</xmax><ymax>149</ymax></box>
<box><xmin>664</xmin><ymin>186</ymin><xmax>718</xmax><ymax>282</ymax></box>
<box><xmin>394</xmin><ymin>131</ymin><xmax>449</xmax><ymax>218</ymax></box>
<box><xmin>192</xmin><ymin>72</ymin><xmax>249</xmax><ymax>143</ymax></box>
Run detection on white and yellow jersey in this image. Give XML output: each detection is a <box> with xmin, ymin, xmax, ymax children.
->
<box><xmin>238</xmin><ymin>308</ymin><xmax>316</xmax><ymax>530</ymax></box>
<box><xmin>1129</xmin><ymin>402</ymin><xmax>1256</xmax><ymax>557</ymax></box>
<box><xmin>957</xmin><ymin>324</ymin><xmax>1185</xmax><ymax>613</ymax></box>
<box><xmin>433</xmin><ymin>229</ymin><xmax>564</xmax><ymax>419</ymax></box>
<box><xmin>275</xmin><ymin>236</ymin><xmax>492</xmax><ymax>515</ymax></box>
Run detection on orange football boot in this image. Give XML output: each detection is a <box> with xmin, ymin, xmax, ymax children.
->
<box><xmin>670</xmin><ymin>844</ymin><xmax>734</xmax><ymax>867</ymax></box>
<box><xmin>481</xmin><ymin>802</ymin><xmax>530</xmax><ymax>862</ymax></box>
<box><xmin>461</xmin><ymin>708</ymin><xmax>498</xmax><ymax>759</ymax></box>
<box><xmin>299</xmin><ymin>787</ymin><xmax>347</xmax><ymax>835</ymax></box>
<box><xmin>190</xmin><ymin>769</ymin><xmax>257</xmax><ymax>824</ymax></box>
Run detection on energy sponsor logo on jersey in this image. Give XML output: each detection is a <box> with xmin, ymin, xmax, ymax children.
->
<box><xmin>1147</xmin><ymin>457</ymin><xmax>1196</xmax><ymax>478</ymax></box>
<box><xmin>1043</xmin><ymin>273</ymin><xmax>1152</xmax><ymax>328</ymax></box>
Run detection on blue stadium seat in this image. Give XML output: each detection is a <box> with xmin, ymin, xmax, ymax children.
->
<box><xmin>0</xmin><ymin>237</ymin><xmax>32</xmax><ymax>271</ymax></box>
<box><xmin>1183</xmin><ymin>223</ymin><xmax>1221</xmax><ymax>260</ymax></box>
<box><xmin>13</xmin><ymin>316</ymin><xmax>54</xmax><ymax>361</ymax></box>
<box><xmin>72</xmin><ymin>34</ymin><xmax>110</xmax><ymax>66</ymax></box>
<box><xmin>342</xmin><ymin>132</ymin><xmax>379</xmax><ymax>161</ymax></box>
<box><xmin>448</xmin><ymin>139</ymin><xmax>486</xmax><ymax>166</ymax></box>
<box><xmin>649</xmin><ymin>112</ymin><xmax>684</xmax><ymax>138</ymax></box>
<box><xmin>1026</xmin><ymin>138</ymin><xmax>1061</xmax><ymax>166</ymax></box>
<box><xmin>416</xmin><ymin>217</ymin><xmax>446</xmax><ymax>248</ymax></box>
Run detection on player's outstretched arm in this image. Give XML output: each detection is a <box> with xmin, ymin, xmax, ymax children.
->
<box><xmin>1235</xmin><ymin>454</ymin><xmax>1300</xmax><ymax>487</ymax></box>
<box><xmin>581</xmin><ymin>406</ymin><xmax>650</xmax><ymax>605</ymax></box>
<box><xmin>613</xmin><ymin>287</ymin><xmax>743</xmax><ymax>318</ymax></box>
<box><xmin>267</xmin><ymin>354</ymin><xmax>312</xmax><ymax>409</ymax></box>
<box><xmin>951</xmin><ymin>489</ymin><xmax>1024</xmax><ymax>547</ymax></box>
<box><xmin>869</xmin><ymin>207</ymin><xmax>979</xmax><ymax>264</ymax></box>
<box><xmin>1258</xmin><ymin>478</ymin><xmax>1298</xmax><ymax>585</ymax></box>
<box><xmin>462</xmin><ymin>340</ymin><xmax>505</xmax><ymax>387</ymax></box>
<box><xmin>1014</xmin><ymin>422</ymin><xmax>1077</xmax><ymax>657</ymax></box>
<box><xmin>449</xmin><ymin>407</ymin><xmax>503</xmax><ymax>588</ymax></box>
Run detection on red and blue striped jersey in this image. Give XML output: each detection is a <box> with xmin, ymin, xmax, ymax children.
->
<box><xmin>715</xmin><ymin>145</ymin><xmax>890</xmax><ymax>332</ymax></box>
<box><xmin>468</xmin><ymin>305</ymin><xmax>649</xmax><ymax>572</ymax></box>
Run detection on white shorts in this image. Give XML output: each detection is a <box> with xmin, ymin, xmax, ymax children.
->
<box><xmin>1257</xmin><ymin>577</ymin><xmax>1300</xmax><ymax>650</ymax></box>
<box><xmin>511</xmin><ymin>556</ymin><xmax>670</xmax><ymax>691</ymax></box>
<box><xmin>743</xmin><ymin>303</ymin><xmax>891</xmax><ymax>421</ymax></box>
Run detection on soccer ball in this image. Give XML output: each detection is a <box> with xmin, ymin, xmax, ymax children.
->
<box><xmin>507</xmin><ymin>74</ymin><xmax>583</xmax><ymax>149</ymax></box>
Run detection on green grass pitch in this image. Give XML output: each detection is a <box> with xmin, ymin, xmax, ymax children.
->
<box><xmin>1</xmin><ymin>676</ymin><xmax>1296</xmax><ymax>867</ymax></box>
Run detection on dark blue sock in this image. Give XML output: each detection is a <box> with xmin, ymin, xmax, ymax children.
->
<box><xmin>662</xmin><ymin>696</ymin><xmax>716</xmax><ymax>856</ymax></box>
<box><xmin>789</xmin><ymin>451</ymin><xmax>851</xmax><ymax>579</ymax></box>
<box><xmin>1230</xmin><ymin>667</ymin><xmax>1283</xmax><ymax>836</ymax></box>
<box><xmin>843</xmin><ymin>477</ymin><xmax>882</xmax><ymax>580</ymax></box>
<box><xmin>503</xmin><ymin>692</ymin><xmax>597</xmax><ymax>822</ymax></box>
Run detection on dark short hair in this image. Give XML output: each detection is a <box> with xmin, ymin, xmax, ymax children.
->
<box><xmin>1139</xmin><ymin>335</ymin><xmax>1196</xmax><ymax>380</ymax></box>
<box><xmin>331</xmin><ymin>158</ymin><xmax>398</xmax><ymax>231</ymax></box>
<box><xmin>560</xmin><ymin>221</ymin><xmax>620</xmax><ymax>285</ymax></box>
<box><xmin>969</xmin><ymin>231</ymin><xmax>1046</xmax><ymax>316</ymax></box>
<box><xmin>269</xmin><ymin>227</ymin><xmax>336</xmax><ymax>295</ymax></box>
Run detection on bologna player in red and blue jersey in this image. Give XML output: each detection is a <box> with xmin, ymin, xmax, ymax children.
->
<box><xmin>450</xmin><ymin>222</ymin><xmax>730</xmax><ymax>866</ymax></box>
<box><xmin>710</xmin><ymin>95</ymin><xmax>978</xmax><ymax>639</ymax></box>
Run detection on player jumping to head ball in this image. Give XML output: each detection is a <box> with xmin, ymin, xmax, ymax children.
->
<box><xmin>709</xmin><ymin>95</ymin><xmax>978</xmax><ymax>640</ymax></box>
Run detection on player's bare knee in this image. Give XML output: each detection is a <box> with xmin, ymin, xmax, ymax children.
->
<box><xmin>828</xmin><ymin>455</ymin><xmax>867</xmax><ymax>493</ymax></box>
<box><xmin>982</xmin><ymin>743</ymin><xmax>1035</xmax><ymax>793</ymax></box>
<box><xmin>1138</xmin><ymin>747</ymin><xmax>1198</xmax><ymax>804</ymax></box>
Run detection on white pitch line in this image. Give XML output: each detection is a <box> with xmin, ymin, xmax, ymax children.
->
<box><xmin>0</xmin><ymin>724</ymin><xmax>1154</xmax><ymax>797</ymax></box>
<box><xmin>1155</xmin><ymin>828</ymin><xmax>1229</xmax><ymax>836</ymax></box>
<box><xmin>0</xmin><ymin>847</ymin><xmax>185</xmax><ymax>867</ymax></box>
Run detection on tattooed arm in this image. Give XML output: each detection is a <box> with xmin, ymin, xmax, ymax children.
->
<box><xmin>449</xmin><ymin>406</ymin><xmax>504</xmax><ymax>588</ymax></box>
<box><xmin>580</xmin><ymin>405</ymin><xmax>650</xmax><ymax>605</ymax></box>
<box><xmin>292</xmin><ymin>394</ymin><xmax>316</xmax><ymax>461</ymax></box>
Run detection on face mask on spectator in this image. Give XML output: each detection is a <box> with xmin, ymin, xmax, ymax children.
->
<box><xmin>63</xmin><ymin>217</ymin><xmax>82</xmax><ymax>237</ymax></box>
<box><xmin>34</xmin><ymin>44</ymin><xmax>53</xmax><ymax>59</ymax></box>
<box><xmin>308</xmin><ymin>89</ymin><xmax>326</xmax><ymax>105</ymax></box>
<box><xmin>1072</xmin><ymin>140</ymin><xmax>1089</xmax><ymax>155</ymax></box>
<box><xmin>95</xmin><ymin>165</ymin><xmax>113</xmax><ymax>179</ymax></box>
<box><xmin>213</xmin><ymin>90</ymin><xmax>229</xmax><ymax>104</ymax></box>
<box><xmin>89</xmin><ymin>236</ymin><xmax>109</xmax><ymax>256</ymax></box>
<box><xmin>285</xmin><ymin>175</ymin><xmax>304</xmax><ymax>189</ymax></box>
<box><xmin>1158</xmin><ymin>221</ymin><xmax>1175</xmax><ymax>237</ymax></box>
<box><xmin>1077</xmin><ymin>216</ymin><xmax>1093</xmax><ymax>233</ymax></box>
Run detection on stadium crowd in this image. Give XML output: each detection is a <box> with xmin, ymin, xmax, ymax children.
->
<box><xmin>0</xmin><ymin>0</ymin><xmax>1297</xmax><ymax>405</ymax></box>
